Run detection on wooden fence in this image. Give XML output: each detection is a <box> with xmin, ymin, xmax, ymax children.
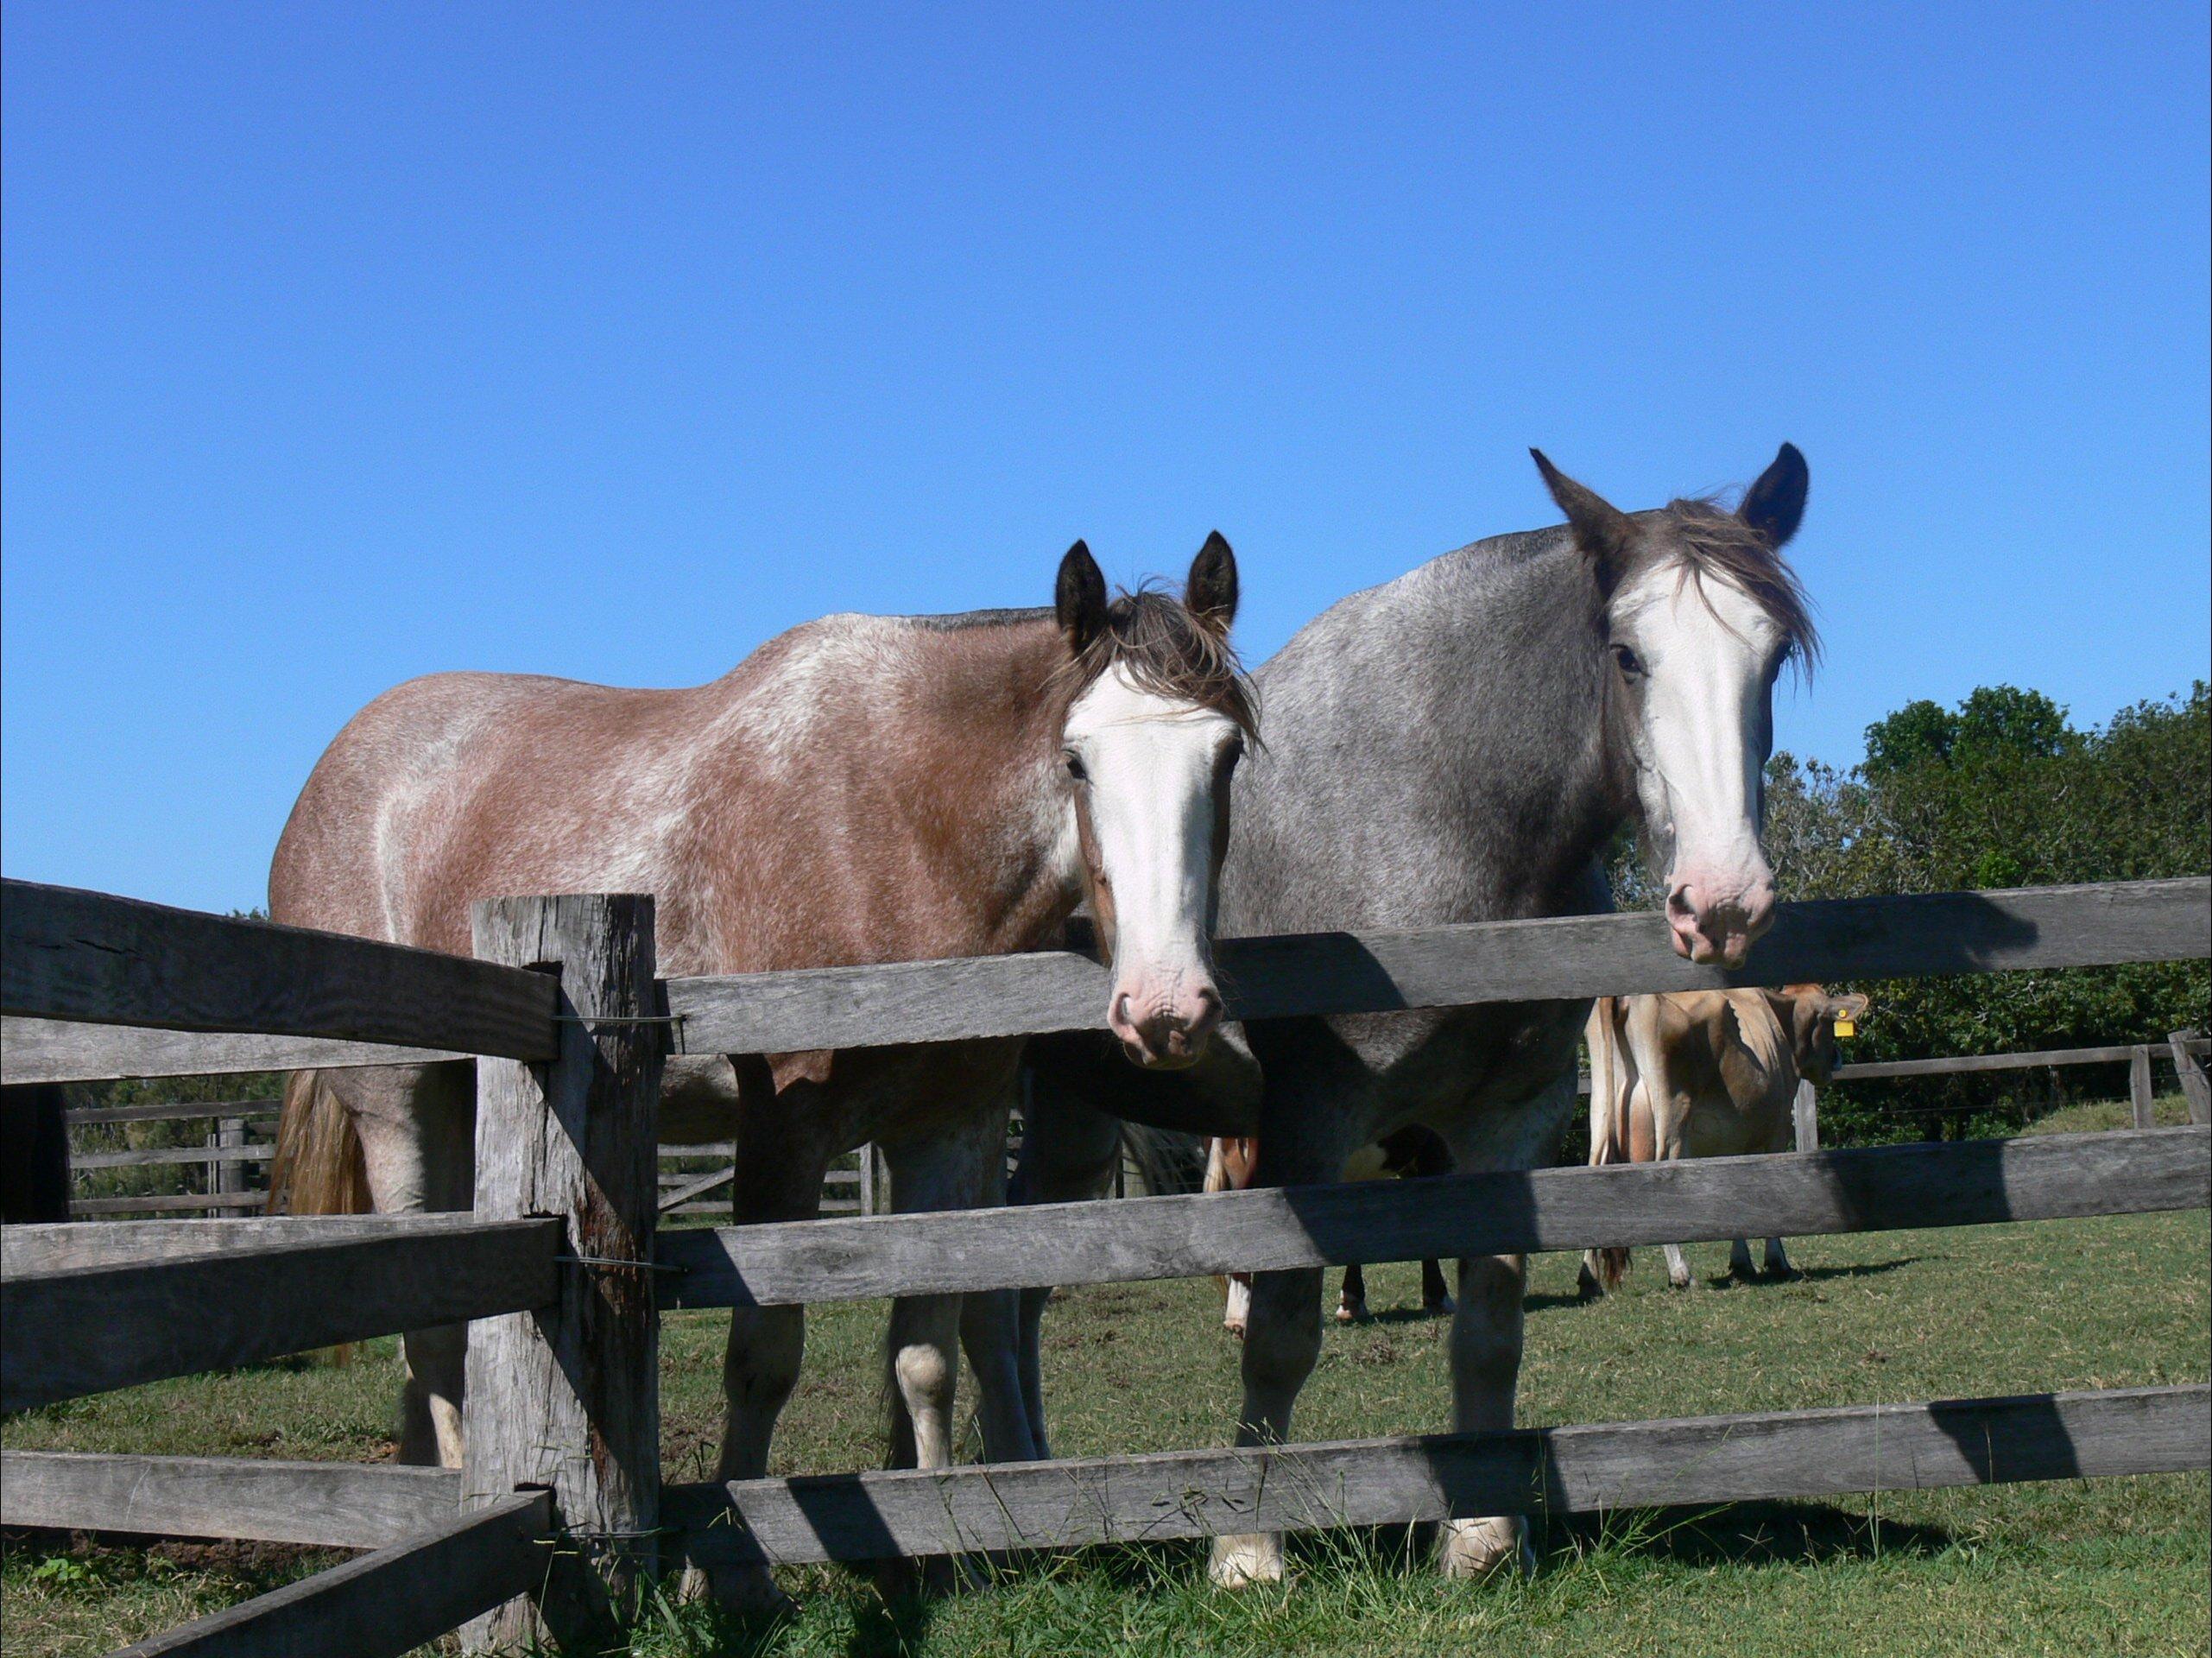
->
<box><xmin>47</xmin><ymin>1097</ymin><xmax>876</xmax><ymax>1220</ymax></box>
<box><xmin>2</xmin><ymin>874</ymin><xmax>2208</xmax><ymax>1654</ymax></box>
<box><xmin>55</xmin><ymin>1025</ymin><xmax>2209</xmax><ymax>1220</ymax></box>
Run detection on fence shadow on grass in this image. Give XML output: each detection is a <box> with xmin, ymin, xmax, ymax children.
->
<box><xmin>1547</xmin><ymin>1498</ymin><xmax>1960</xmax><ymax>1566</ymax></box>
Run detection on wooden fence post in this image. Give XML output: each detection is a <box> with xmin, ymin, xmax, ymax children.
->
<box><xmin>1792</xmin><ymin>1079</ymin><xmax>1819</xmax><ymax>1153</ymax></box>
<box><xmin>858</xmin><ymin>1142</ymin><xmax>877</xmax><ymax>1218</ymax></box>
<box><xmin>2129</xmin><ymin>1047</ymin><xmax>2156</xmax><ymax>1130</ymax></box>
<box><xmin>214</xmin><ymin>1117</ymin><xmax>250</xmax><ymax>1214</ymax></box>
<box><xmin>463</xmin><ymin>895</ymin><xmax>663</xmax><ymax>1652</ymax></box>
<box><xmin>2171</xmin><ymin>1031</ymin><xmax>2210</xmax><ymax>1127</ymax></box>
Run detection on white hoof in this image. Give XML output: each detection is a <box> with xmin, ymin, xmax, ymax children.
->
<box><xmin>1438</xmin><ymin>1516</ymin><xmax>1534</xmax><ymax>1580</ymax></box>
<box><xmin>1209</xmin><ymin>1532</ymin><xmax>1285</xmax><ymax>1588</ymax></box>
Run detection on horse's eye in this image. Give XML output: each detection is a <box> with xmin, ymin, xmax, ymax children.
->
<box><xmin>1221</xmin><ymin>735</ymin><xmax>1246</xmax><ymax>770</ymax></box>
<box><xmin>1609</xmin><ymin>642</ymin><xmax>1646</xmax><ymax>678</ymax></box>
<box><xmin>1064</xmin><ymin>750</ymin><xmax>1089</xmax><ymax>783</ymax></box>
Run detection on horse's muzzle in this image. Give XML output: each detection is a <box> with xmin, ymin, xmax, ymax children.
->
<box><xmin>1109</xmin><ymin>981</ymin><xmax>1224</xmax><ymax>1069</ymax></box>
<box><xmin>1665</xmin><ymin>876</ymin><xmax>1776</xmax><ymax>969</ymax></box>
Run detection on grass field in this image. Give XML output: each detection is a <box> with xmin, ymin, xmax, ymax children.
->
<box><xmin>5</xmin><ymin>1096</ymin><xmax>2206</xmax><ymax>1656</ymax></box>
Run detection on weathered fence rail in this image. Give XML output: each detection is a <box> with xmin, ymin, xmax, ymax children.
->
<box><xmin>8</xmin><ymin>876</ymin><xmax>2203</xmax><ymax>1087</ymax></box>
<box><xmin>12</xmin><ymin>1384</ymin><xmax>2204</xmax><ymax>1566</ymax></box>
<box><xmin>658</xmin><ymin>1126</ymin><xmax>2209</xmax><ymax>1308</ymax></box>
<box><xmin>3</xmin><ymin>872</ymin><xmax>2207</xmax><ymax>1651</ymax></box>
<box><xmin>2</xmin><ymin>880</ymin><xmax>559</xmax><ymax>1060</ymax></box>
<box><xmin>673</xmin><ymin>1383</ymin><xmax>2212</xmax><ymax>1565</ymax></box>
<box><xmin>109</xmin><ymin>1490</ymin><xmax>554</xmax><ymax>1658</ymax></box>
<box><xmin>1833</xmin><ymin>1036</ymin><xmax>2210</xmax><ymax>1081</ymax></box>
<box><xmin>0</xmin><ymin>1215</ymin><xmax>559</xmax><ymax>1412</ymax></box>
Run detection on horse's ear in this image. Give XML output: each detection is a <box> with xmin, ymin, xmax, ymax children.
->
<box><xmin>1531</xmin><ymin>449</ymin><xmax>1634</xmax><ymax>580</ymax></box>
<box><xmin>1185</xmin><ymin>530</ymin><xmax>1239</xmax><ymax>636</ymax></box>
<box><xmin>1739</xmin><ymin>442</ymin><xmax>1809</xmax><ymax>549</ymax></box>
<box><xmin>1055</xmin><ymin>539</ymin><xmax>1109</xmax><ymax>655</ymax></box>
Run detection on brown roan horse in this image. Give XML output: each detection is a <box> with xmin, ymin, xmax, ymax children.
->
<box><xmin>268</xmin><ymin>536</ymin><xmax>1254</xmax><ymax>1596</ymax></box>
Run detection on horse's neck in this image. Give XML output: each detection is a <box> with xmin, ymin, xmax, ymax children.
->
<box><xmin>1230</xmin><ymin>537</ymin><xmax>1627</xmax><ymax>931</ymax></box>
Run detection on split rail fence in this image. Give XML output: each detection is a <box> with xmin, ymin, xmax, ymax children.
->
<box><xmin>41</xmin><ymin>1097</ymin><xmax>876</xmax><ymax>1221</ymax></box>
<box><xmin>2</xmin><ymin>874</ymin><xmax>2209</xmax><ymax>1654</ymax></box>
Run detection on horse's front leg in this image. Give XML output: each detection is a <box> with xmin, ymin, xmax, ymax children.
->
<box><xmin>1434</xmin><ymin>1070</ymin><xmax>1574</xmax><ymax>1580</ymax></box>
<box><xmin>684</xmin><ymin>1092</ymin><xmax>828</xmax><ymax>1613</ymax></box>
<box><xmin>1436</xmin><ymin>1251</ymin><xmax>1536</xmax><ymax>1579</ymax></box>
<box><xmin>1208</xmin><ymin>1108</ymin><xmax>1357</xmax><ymax>1589</ymax></box>
<box><xmin>1004</xmin><ymin>1073</ymin><xmax>1126</xmax><ymax>1458</ymax></box>
<box><xmin>883</xmin><ymin>1105</ymin><xmax>1028</xmax><ymax>1469</ymax></box>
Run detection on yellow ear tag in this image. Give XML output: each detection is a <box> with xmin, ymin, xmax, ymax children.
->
<box><xmin>1834</xmin><ymin>1016</ymin><xmax>1856</xmax><ymax>1039</ymax></box>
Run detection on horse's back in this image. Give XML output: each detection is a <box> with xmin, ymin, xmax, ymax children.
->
<box><xmin>269</xmin><ymin>668</ymin><xmax>706</xmax><ymax>952</ymax></box>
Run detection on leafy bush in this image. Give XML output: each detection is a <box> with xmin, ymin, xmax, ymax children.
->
<box><xmin>1615</xmin><ymin>682</ymin><xmax>2210</xmax><ymax>1142</ymax></box>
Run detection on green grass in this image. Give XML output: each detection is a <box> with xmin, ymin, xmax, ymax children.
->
<box><xmin>6</xmin><ymin>1103</ymin><xmax>2207</xmax><ymax>1655</ymax></box>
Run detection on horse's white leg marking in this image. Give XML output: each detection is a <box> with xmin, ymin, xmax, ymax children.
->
<box><xmin>1432</xmin><ymin>1069</ymin><xmax>1572</xmax><ymax>1581</ymax></box>
<box><xmin>1437</xmin><ymin>1251</ymin><xmax>1536</xmax><ymax>1580</ymax></box>
<box><xmin>882</xmin><ymin>1112</ymin><xmax>1022</xmax><ymax>1473</ymax></box>
<box><xmin>1223</xmin><ymin>1274</ymin><xmax>1252</xmax><ymax>1337</ymax></box>
<box><xmin>1207</xmin><ymin>1261</ymin><xmax>1324</xmax><ymax>1587</ymax></box>
<box><xmin>1208</xmin><ymin>1097</ymin><xmax>1366</xmax><ymax>1589</ymax></box>
<box><xmin>1665</xmin><ymin>1243</ymin><xmax>1697</xmax><ymax>1289</ymax></box>
<box><xmin>338</xmin><ymin>1063</ymin><xmax>471</xmax><ymax>1467</ymax></box>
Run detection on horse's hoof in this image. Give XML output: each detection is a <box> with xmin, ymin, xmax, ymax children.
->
<box><xmin>1437</xmin><ymin>1516</ymin><xmax>1534</xmax><ymax>1580</ymax></box>
<box><xmin>1209</xmin><ymin>1533</ymin><xmax>1285</xmax><ymax>1588</ymax></box>
<box><xmin>1223</xmin><ymin>1319</ymin><xmax>1247</xmax><ymax>1339</ymax></box>
<box><xmin>873</xmin><ymin>1553</ymin><xmax>964</xmax><ymax>1602</ymax></box>
<box><xmin>1576</xmin><ymin>1267</ymin><xmax>1604</xmax><ymax>1300</ymax></box>
<box><xmin>1334</xmin><ymin>1303</ymin><xmax>1364</xmax><ymax>1325</ymax></box>
<box><xmin>1425</xmin><ymin>1294</ymin><xmax>1457</xmax><ymax>1317</ymax></box>
<box><xmin>678</xmin><ymin>1560</ymin><xmax>794</xmax><ymax>1617</ymax></box>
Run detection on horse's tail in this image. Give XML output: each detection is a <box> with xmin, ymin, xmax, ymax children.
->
<box><xmin>1585</xmin><ymin>998</ymin><xmax>1633</xmax><ymax>1293</ymax></box>
<box><xmin>1120</xmin><ymin>1122</ymin><xmax>1203</xmax><ymax>1198</ymax></box>
<box><xmin>266</xmin><ymin>1070</ymin><xmax>371</xmax><ymax>1218</ymax></box>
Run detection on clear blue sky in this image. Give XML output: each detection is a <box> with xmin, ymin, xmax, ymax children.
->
<box><xmin>5</xmin><ymin>3</ymin><xmax>2207</xmax><ymax>914</ymax></box>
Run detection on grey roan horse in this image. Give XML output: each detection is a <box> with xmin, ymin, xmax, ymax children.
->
<box><xmin>1010</xmin><ymin>446</ymin><xmax>1817</xmax><ymax>1584</ymax></box>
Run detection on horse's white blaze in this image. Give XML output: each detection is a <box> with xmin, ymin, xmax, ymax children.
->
<box><xmin>1062</xmin><ymin>662</ymin><xmax>1238</xmax><ymax>1063</ymax></box>
<box><xmin>1613</xmin><ymin>561</ymin><xmax>1781</xmax><ymax>965</ymax></box>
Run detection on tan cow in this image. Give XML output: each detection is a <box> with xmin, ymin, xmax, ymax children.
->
<box><xmin>1579</xmin><ymin>984</ymin><xmax>1868</xmax><ymax>1294</ymax></box>
<box><xmin>1206</xmin><ymin>1130</ymin><xmax>1455</xmax><ymax>1334</ymax></box>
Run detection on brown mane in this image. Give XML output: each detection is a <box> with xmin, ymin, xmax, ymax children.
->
<box><xmin>1634</xmin><ymin>498</ymin><xmax>1822</xmax><ymax>674</ymax></box>
<box><xmin>1062</xmin><ymin>582</ymin><xmax>1260</xmax><ymax>739</ymax></box>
